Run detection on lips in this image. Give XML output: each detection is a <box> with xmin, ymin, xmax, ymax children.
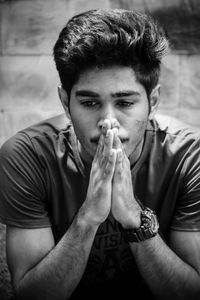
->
<box><xmin>90</xmin><ymin>137</ymin><xmax>100</xmax><ymax>144</ymax></box>
<box><xmin>90</xmin><ymin>137</ymin><xmax>129</xmax><ymax>144</ymax></box>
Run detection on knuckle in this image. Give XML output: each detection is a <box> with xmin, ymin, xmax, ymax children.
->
<box><xmin>104</xmin><ymin>166</ymin><xmax>112</xmax><ymax>176</ymax></box>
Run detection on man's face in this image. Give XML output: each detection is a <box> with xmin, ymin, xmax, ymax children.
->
<box><xmin>68</xmin><ymin>65</ymin><xmax>151</xmax><ymax>164</ymax></box>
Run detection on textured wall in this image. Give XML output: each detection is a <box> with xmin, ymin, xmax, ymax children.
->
<box><xmin>0</xmin><ymin>0</ymin><xmax>200</xmax><ymax>148</ymax></box>
<box><xmin>0</xmin><ymin>0</ymin><xmax>200</xmax><ymax>299</ymax></box>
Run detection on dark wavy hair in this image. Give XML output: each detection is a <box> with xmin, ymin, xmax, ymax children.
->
<box><xmin>53</xmin><ymin>9</ymin><xmax>169</xmax><ymax>99</ymax></box>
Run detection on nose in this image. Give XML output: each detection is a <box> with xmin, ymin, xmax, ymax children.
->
<box><xmin>97</xmin><ymin>116</ymin><xmax>120</xmax><ymax>131</ymax></box>
<box><xmin>97</xmin><ymin>104</ymin><xmax>120</xmax><ymax>131</ymax></box>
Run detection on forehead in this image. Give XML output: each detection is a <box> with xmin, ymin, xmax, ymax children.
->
<box><xmin>71</xmin><ymin>65</ymin><xmax>145</xmax><ymax>95</ymax></box>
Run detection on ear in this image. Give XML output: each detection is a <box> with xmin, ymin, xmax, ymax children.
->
<box><xmin>58</xmin><ymin>86</ymin><xmax>71</xmax><ymax>119</ymax></box>
<box><xmin>148</xmin><ymin>84</ymin><xmax>160</xmax><ymax>120</ymax></box>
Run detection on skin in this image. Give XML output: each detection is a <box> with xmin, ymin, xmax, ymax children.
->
<box><xmin>6</xmin><ymin>65</ymin><xmax>200</xmax><ymax>300</ymax></box>
<box><xmin>66</xmin><ymin>65</ymin><xmax>155</xmax><ymax>166</ymax></box>
<box><xmin>61</xmin><ymin>65</ymin><xmax>159</xmax><ymax>228</ymax></box>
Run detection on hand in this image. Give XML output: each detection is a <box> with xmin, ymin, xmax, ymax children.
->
<box><xmin>80</xmin><ymin>121</ymin><xmax>117</xmax><ymax>226</ymax></box>
<box><xmin>111</xmin><ymin>131</ymin><xmax>141</xmax><ymax>229</ymax></box>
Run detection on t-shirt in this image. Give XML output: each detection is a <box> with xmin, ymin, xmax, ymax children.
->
<box><xmin>0</xmin><ymin>113</ymin><xmax>200</xmax><ymax>299</ymax></box>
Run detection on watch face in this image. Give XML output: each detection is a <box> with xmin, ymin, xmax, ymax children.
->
<box><xmin>123</xmin><ymin>207</ymin><xmax>159</xmax><ymax>243</ymax></box>
<box><xmin>142</xmin><ymin>209</ymin><xmax>159</xmax><ymax>234</ymax></box>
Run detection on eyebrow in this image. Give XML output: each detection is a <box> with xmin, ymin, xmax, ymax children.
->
<box><xmin>75</xmin><ymin>90</ymin><xmax>140</xmax><ymax>98</ymax></box>
<box><xmin>111</xmin><ymin>91</ymin><xmax>140</xmax><ymax>98</ymax></box>
<box><xmin>75</xmin><ymin>90</ymin><xmax>99</xmax><ymax>97</ymax></box>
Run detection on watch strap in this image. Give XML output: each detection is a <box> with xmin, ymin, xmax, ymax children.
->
<box><xmin>122</xmin><ymin>207</ymin><xmax>159</xmax><ymax>243</ymax></box>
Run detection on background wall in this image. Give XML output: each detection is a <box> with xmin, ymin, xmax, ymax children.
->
<box><xmin>0</xmin><ymin>0</ymin><xmax>200</xmax><ymax>299</ymax></box>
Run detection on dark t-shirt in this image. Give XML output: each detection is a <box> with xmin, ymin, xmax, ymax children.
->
<box><xmin>0</xmin><ymin>113</ymin><xmax>200</xmax><ymax>299</ymax></box>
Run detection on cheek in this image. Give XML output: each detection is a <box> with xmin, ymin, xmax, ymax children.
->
<box><xmin>70</xmin><ymin>112</ymin><xmax>93</xmax><ymax>142</ymax></box>
<box><xmin>124</xmin><ymin>105</ymin><xmax>149</xmax><ymax>133</ymax></box>
<box><xmin>70</xmin><ymin>105</ymin><xmax>98</xmax><ymax>136</ymax></box>
<box><xmin>72</xmin><ymin>120</ymin><xmax>87</xmax><ymax>138</ymax></box>
<box><xmin>129</xmin><ymin>120</ymin><xmax>148</xmax><ymax>142</ymax></box>
<box><xmin>70</xmin><ymin>108</ymin><xmax>84</xmax><ymax>129</ymax></box>
<box><xmin>137</xmin><ymin>119</ymin><xmax>148</xmax><ymax>133</ymax></box>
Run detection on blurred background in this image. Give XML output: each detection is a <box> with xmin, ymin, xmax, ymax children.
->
<box><xmin>0</xmin><ymin>0</ymin><xmax>200</xmax><ymax>299</ymax></box>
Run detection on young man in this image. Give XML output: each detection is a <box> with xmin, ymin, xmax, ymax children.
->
<box><xmin>0</xmin><ymin>8</ymin><xmax>200</xmax><ymax>300</ymax></box>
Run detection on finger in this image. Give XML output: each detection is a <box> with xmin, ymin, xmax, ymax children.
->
<box><xmin>103</xmin><ymin>148</ymin><xmax>117</xmax><ymax>180</ymax></box>
<box><xmin>102</xmin><ymin>129</ymin><xmax>114</xmax><ymax>157</ymax></box>
<box><xmin>101</xmin><ymin>119</ymin><xmax>111</xmax><ymax>136</ymax></box>
<box><xmin>122</xmin><ymin>147</ymin><xmax>129</xmax><ymax>166</ymax></box>
<box><xmin>112</xmin><ymin>128</ymin><xmax>121</xmax><ymax>150</ymax></box>
<box><xmin>93</xmin><ymin>134</ymin><xmax>104</xmax><ymax>162</ymax></box>
<box><xmin>114</xmin><ymin>148</ymin><xmax>123</xmax><ymax>178</ymax></box>
<box><xmin>99</xmin><ymin>129</ymin><xmax>113</xmax><ymax>167</ymax></box>
<box><xmin>117</xmin><ymin>148</ymin><xmax>123</xmax><ymax>165</ymax></box>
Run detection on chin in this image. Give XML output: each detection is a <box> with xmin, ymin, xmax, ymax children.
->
<box><xmin>86</xmin><ymin>146</ymin><xmax>97</xmax><ymax>161</ymax></box>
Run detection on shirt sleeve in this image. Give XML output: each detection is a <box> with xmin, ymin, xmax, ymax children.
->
<box><xmin>0</xmin><ymin>132</ymin><xmax>51</xmax><ymax>228</ymax></box>
<box><xmin>171</xmin><ymin>138</ymin><xmax>200</xmax><ymax>231</ymax></box>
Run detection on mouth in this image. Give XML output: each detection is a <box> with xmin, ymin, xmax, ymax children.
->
<box><xmin>90</xmin><ymin>137</ymin><xmax>129</xmax><ymax>145</ymax></box>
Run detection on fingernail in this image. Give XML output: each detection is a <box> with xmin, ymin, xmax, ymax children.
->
<box><xmin>110</xmin><ymin>149</ymin><xmax>116</xmax><ymax>157</ymax></box>
<box><xmin>106</xmin><ymin>129</ymin><xmax>113</xmax><ymax>138</ymax></box>
<box><xmin>113</xmin><ymin>128</ymin><xmax>118</xmax><ymax>135</ymax></box>
<box><xmin>117</xmin><ymin>148</ymin><xmax>122</xmax><ymax>157</ymax></box>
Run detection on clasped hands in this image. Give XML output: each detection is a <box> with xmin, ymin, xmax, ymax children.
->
<box><xmin>84</xmin><ymin>119</ymin><xmax>141</xmax><ymax>229</ymax></box>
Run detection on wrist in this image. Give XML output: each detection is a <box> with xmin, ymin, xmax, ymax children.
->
<box><xmin>120</xmin><ymin>207</ymin><xmax>159</xmax><ymax>243</ymax></box>
<box><xmin>119</xmin><ymin>202</ymin><xmax>142</xmax><ymax>230</ymax></box>
<box><xmin>77</xmin><ymin>205</ymin><xmax>102</xmax><ymax>230</ymax></box>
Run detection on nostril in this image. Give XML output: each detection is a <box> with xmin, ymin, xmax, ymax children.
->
<box><xmin>97</xmin><ymin>120</ymin><xmax>104</xmax><ymax>130</ymax></box>
<box><xmin>112</xmin><ymin>119</ymin><xmax>120</xmax><ymax>129</ymax></box>
<box><xmin>97</xmin><ymin>119</ymin><xmax>112</xmax><ymax>131</ymax></box>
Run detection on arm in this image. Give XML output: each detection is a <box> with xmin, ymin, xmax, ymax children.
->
<box><xmin>7</xmin><ymin>127</ymin><xmax>117</xmax><ymax>300</ymax></box>
<box><xmin>130</xmin><ymin>230</ymin><xmax>200</xmax><ymax>300</ymax></box>
<box><xmin>111</xmin><ymin>132</ymin><xmax>200</xmax><ymax>300</ymax></box>
<box><xmin>7</xmin><ymin>216</ymin><xmax>98</xmax><ymax>300</ymax></box>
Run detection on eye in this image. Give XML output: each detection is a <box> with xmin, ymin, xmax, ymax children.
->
<box><xmin>80</xmin><ymin>100</ymin><xmax>99</xmax><ymax>108</ymax></box>
<box><xmin>116</xmin><ymin>100</ymin><xmax>135</xmax><ymax>108</ymax></box>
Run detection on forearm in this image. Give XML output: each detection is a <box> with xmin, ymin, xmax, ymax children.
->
<box><xmin>130</xmin><ymin>234</ymin><xmax>200</xmax><ymax>300</ymax></box>
<box><xmin>14</xmin><ymin>214</ymin><xmax>98</xmax><ymax>300</ymax></box>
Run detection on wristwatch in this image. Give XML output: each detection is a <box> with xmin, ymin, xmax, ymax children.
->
<box><xmin>123</xmin><ymin>207</ymin><xmax>159</xmax><ymax>243</ymax></box>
